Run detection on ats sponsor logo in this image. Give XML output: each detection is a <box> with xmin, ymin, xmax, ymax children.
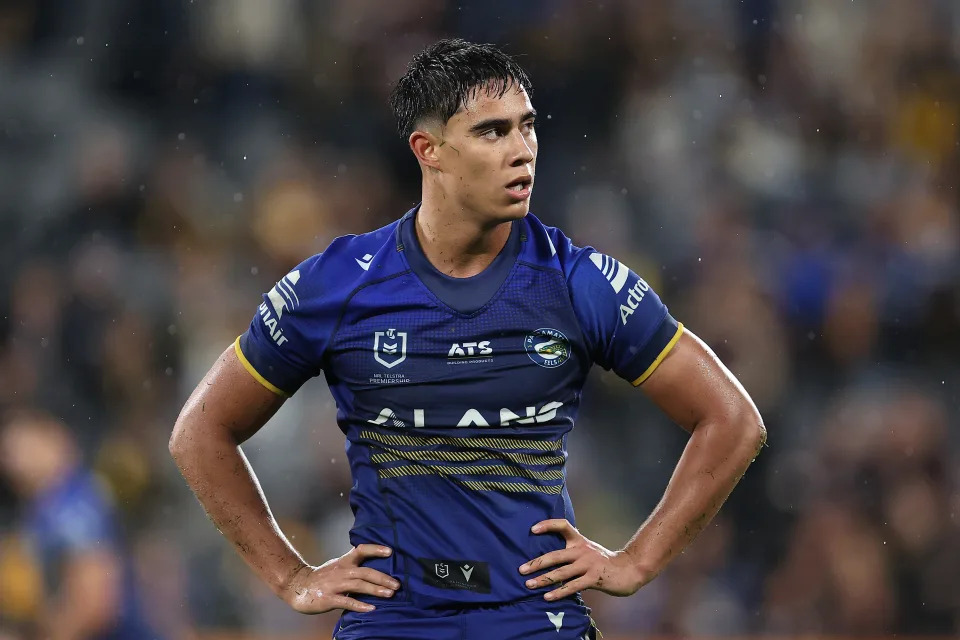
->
<box><xmin>447</xmin><ymin>340</ymin><xmax>493</xmax><ymax>365</ymax></box>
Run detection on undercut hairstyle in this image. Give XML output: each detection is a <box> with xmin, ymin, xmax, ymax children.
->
<box><xmin>389</xmin><ymin>38</ymin><xmax>533</xmax><ymax>138</ymax></box>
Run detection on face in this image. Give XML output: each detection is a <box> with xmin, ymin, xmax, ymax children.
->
<box><xmin>0</xmin><ymin>420</ymin><xmax>68</xmax><ymax>497</ymax></box>
<box><xmin>423</xmin><ymin>84</ymin><xmax>538</xmax><ymax>223</ymax></box>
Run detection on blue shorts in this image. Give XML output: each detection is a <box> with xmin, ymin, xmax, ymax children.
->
<box><xmin>333</xmin><ymin>596</ymin><xmax>599</xmax><ymax>640</ymax></box>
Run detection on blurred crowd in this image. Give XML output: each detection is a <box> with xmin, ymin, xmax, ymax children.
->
<box><xmin>0</xmin><ymin>0</ymin><xmax>958</xmax><ymax>637</ymax></box>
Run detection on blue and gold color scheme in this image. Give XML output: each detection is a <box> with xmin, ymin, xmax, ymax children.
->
<box><xmin>239</xmin><ymin>207</ymin><xmax>682</xmax><ymax>625</ymax></box>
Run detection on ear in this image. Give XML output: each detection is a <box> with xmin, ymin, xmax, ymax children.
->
<box><xmin>409</xmin><ymin>128</ymin><xmax>443</xmax><ymax>171</ymax></box>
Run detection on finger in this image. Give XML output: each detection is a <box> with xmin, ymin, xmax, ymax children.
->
<box><xmin>328</xmin><ymin>594</ymin><xmax>376</xmax><ymax>613</ymax></box>
<box><xmin>544</xmin><ymin>574</ymin><xmax>593</xmax><ymax>601</ymax></box>
<box><xmin>525</xmin><ymin>562</ymin><xmax>585</xmax><ymax>589</ymax></box>
<box><xmin>519</xmin><ymin>548</ymin><xmax>579</xmax><ymax>574</ymax></box>
<box><xmin>351</xmin><ymin>567</ymin><xmax>402</xmax><ymax>591</ymax></box>
<box><xmin>341</xmin><ymin>579</ymin><xmax>397</xmax><ymax>599</ymax></box>
<box><xmin>348</xmin><ymin>544</ymin><xmax>393</xmax><ymax>563</ymax></box>
<box><xmin>531</xmin><ymin>519</ymin><xmax>578</xmax><ymax>542</ymax></box>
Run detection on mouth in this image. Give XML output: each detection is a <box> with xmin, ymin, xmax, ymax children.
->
<box><xmin>505</xmin><ymin>176</ymin><xmax>533</xmax><ymax>201</ymax></box>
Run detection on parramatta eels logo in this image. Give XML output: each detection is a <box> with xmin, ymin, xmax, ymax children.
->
<box><xmin>524</xmin><ymin>328</ymin><xmax>571</xmax><ymax>368</ymax></box>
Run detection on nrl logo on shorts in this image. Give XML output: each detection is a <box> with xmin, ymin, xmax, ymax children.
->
<box><xmin>373</xmin><ymin>328</ymin><xmax>408</xmax><ymax>368</ymax></box>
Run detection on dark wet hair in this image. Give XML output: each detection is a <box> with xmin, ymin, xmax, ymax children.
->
<box><xmin>389</xmin><ymin>38</ymin><xmax>533</xmax><ymax>138</ymax></box>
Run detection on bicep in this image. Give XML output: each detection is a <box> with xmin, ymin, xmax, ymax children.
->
<box><xmin>639</xmin><ymin>329</ymin><xmax>759</xmax><ymax>434</ymax></box>
<box><xmin>173</xmin><ymin>344</ymin><xmax>286</xmax><ymax>446</ymax></box>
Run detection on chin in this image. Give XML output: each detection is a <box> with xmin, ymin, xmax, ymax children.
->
<box><xmin>499</xmin><ymin>200</ymin><xmax>531</xmax><ymax>220</ymax></box>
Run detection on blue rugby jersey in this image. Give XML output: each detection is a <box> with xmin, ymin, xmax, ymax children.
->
<box><xmin>237</xmin><ymin>207</ymin><xmax>683</xmax><ymax>610</ymax></box>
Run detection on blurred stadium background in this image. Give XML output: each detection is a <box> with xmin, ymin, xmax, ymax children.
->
<box><xmin>0</xmin><ymin>0</ymin><xmax>958</xmax><ymax>638</ymax></box>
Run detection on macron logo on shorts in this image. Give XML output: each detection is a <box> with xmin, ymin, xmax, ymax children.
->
<box><xmin>267</xmin><ymin>270</ymin><xmax>301</xmax><ymax>319</ymax></box>
<box><xmin>547</xmin><ymin>611</ymin><xmax>564</xmax><ymax>631</ymax></box>
<box><xmin>589</xmin><ymin>252</ymin><xmax>628</xmax><ymax>293</ymax></box>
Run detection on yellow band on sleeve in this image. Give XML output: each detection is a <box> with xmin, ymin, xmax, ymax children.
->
<box><xmin>233</xmin><ymin>337</ymin><xmax>289</xmax><ymax>397</ymax></box>
<box><xmin>631</xmin><ymin>322</ymin><xmax>684</xmax><ymax>386</ymax></box>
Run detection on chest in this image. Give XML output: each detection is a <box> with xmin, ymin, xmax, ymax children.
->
<box><xmin>324</xmin><ymin>269</ymin><xmax>589</xmax><ymax>427</ymax></box>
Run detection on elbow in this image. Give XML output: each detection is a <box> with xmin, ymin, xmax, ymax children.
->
<box><xmin>702</xmin><ymin>400</ymin><xmax>765</xmax><ymax>460</ymax></box>
<box><xmin>168</xmin><ymin>429</ymin><xmax>179</xmax><ymax>460</ymax></box>
<box><xmin>735</xmin><ymin>404</ymin><xmax>766</xmax><ymax>458</ymax></box>
<box><xmin>168</xmin><ymin>418</ymin><xmax>190</xmax><ymax>464</ymax></box>
<box><xmin>747</xmin><ymin>416</ymin><xmax>767</xmax><ymax>454</ymax></box>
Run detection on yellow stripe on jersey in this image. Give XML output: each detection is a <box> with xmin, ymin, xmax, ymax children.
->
<box><xmin>359</xmin><ymin>430</ymin><xmax>562</xmax><ymax>452</ymax></box>
<box><xmin>376</xmin><ymin>467</ymin><xmax>564</xmax><ymax>495</ymax></box>
<box><xmin>459</xmin><ymin>479</ymin><xmax>563</xmax><ymax>495</ymax></box>
<box><xmin>370</xmin><ymin>449</ymin><xmax>564</xmax><ymax>468</ymax></box>
<box><xmin>233</xmin><ymin>336</ymin><xmax>288</xmax><ymax>397</ymax></box>
<box><xmin>376</xmin><ymin>463</ymin><xmax>564</xmax><ymax>481</ymax></box>
<box><xmin>631</xmin><ymin>322</ymin><xmax>685</xmax><ymax>386</ymax></box>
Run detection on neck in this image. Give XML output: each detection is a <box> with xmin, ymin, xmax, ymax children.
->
<box><xmin>415</xmin><ymin>194</ymin><xmax>513</xmax><ymax>278</ymax></box>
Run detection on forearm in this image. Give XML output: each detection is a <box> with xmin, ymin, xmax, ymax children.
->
<box><xmin>47</xmin><ymin>551</ymin><xmax>121</xmax><ymax>640</ymax></box>
<box><xmin>170</xmin><ymin>424</ymin><xmax>307</xmax><ymax>594</ymax></box>
<box><xmin>622</xmin><ymin>414</ymin><xmax>765</xmax><ymax>579</ymax></box>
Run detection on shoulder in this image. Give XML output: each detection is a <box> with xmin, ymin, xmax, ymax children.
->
<box><xmin>519</xmin><ymin>213</ymin><xmax>593</xmax><ymax>278</ymax></box>
<box><xmin>283</xmin><ymin>218</ymin><xmax>406</xmax><ymax>308</ymax></box>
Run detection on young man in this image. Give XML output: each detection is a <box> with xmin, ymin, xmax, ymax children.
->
<box><xmin>170</xmin><ymin>39</ymin><xmax>766</xmax><ymax>639</ymax></box>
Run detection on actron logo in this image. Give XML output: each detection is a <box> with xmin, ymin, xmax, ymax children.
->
<box><xmin>619</xmin><ymin>278</ymin><xmax>650</xmax><ymax>325</ymax></box>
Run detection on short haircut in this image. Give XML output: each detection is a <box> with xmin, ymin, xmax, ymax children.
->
<box><xmin>389</xmin><ymin>38</ymin><xmax>533</xmax><ymax>138</ymax></box>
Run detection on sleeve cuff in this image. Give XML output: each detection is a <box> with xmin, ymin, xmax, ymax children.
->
<box><xmin>234</xmin><ymin>337</ymin><xmax>289</xmax><ymax>397</ymax></box>
<box><xmin>631</xmin><ymin>321</ymin><xmax>684</xmax><ymax>386</ymax></box>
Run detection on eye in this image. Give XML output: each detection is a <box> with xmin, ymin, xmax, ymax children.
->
<box><xmin>481</xmin><ymin>128</ymin><xmax>503</xmax><ymax>140</ymax></box>
<box><xmin>523</xmin><ymin>120</ymin><xmax>536</xmax><ymax>133</ymax></box>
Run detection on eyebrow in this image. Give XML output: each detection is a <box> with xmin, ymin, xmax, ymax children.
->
<box><xmin>468</xmin><ymin>109</ymin><xmax>538</xmax><ymax>134</ymax></box>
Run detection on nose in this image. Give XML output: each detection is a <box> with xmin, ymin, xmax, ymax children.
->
<box><xmin>508</xmin><ymin>129</ymin><xmax>535</xmax><ymax>167</ymax></box>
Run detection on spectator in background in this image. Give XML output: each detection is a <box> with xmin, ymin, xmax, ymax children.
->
<box><xmin>0</xmin><ymin>410</ymin><xmax>162</xmax><ymax>640</ymax></box>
